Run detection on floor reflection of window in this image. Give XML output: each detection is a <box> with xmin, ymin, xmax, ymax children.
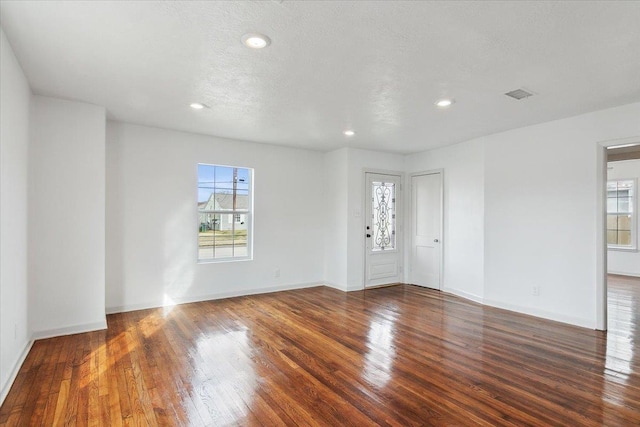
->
<box><xmin>606</xmin><ymin>299</ymin><xmax>634</xmax><ymax>377</ymax></box>
<box><xmin>603</xmin><ymin>279</ymin><xmax>636</xmax><ymax>408</ymax></box>
<box><xmin>195</xmin><ymin>329</ymin><xmax>257</xmax><ymax>423</ymax></box>
<box><xmin>363</xmin><ymin>315</ymin><xmax>396</xmax><ymax>388</ymax></box>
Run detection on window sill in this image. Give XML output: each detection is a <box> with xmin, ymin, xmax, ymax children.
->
<box><xmin>608</xmin><ymin>246</ymin><xmax>638</xmax><ymax>253</ymax></box>
<box><xmin>198</xmin><ymin>257</ymin><xmax>253</xmax><ymax>264</ymax></box>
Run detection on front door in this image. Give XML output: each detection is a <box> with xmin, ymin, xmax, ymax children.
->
<box><xmin>410</xmin><ymin>171</ymin><xmax>442</xmax><ymax>289</ymax></box>
<box><xmin>365</xmin><ymin>172</ymin><xmax>403</xmax><ymax>288</ymax></box>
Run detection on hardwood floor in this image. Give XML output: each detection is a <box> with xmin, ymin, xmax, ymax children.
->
<box><xmin>1</xmin><ymin>277</ymin><xmax>639</xmax><ymax>426</ymax></box>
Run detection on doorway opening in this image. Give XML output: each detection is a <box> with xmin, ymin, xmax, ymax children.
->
<box><xmin>600</xmin><ymin>139</ymin><xmax>640</xmax><ymax>331</ymax></box>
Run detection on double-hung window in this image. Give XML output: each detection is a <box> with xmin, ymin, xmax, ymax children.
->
<box><xmin>198</xmin><ymin>164</ymin><xmax>252</xmax><ymax>261</ymax></box>
<box><xmin>607</xmin><ymin>179</ymin><xmax>636</xmax><ymax>250</ymax></box>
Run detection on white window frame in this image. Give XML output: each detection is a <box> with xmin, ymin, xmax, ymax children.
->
<box><xmin>197</xmin><ymin>163</ymin><xmax>253</xmax><ymax>263</ymax></box>
<box><xmin>607</xmin><ymin>178</ymin><xmax>637</xmax><ymax>252</ymax></box>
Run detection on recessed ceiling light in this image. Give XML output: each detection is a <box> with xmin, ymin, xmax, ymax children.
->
<box><xmin>435</xmin><ymin>98</ymin><xmax>455</xmax><ymax>108</ymax></box>
<box><xmin>190</xmin><ymin>103</ymin><xmax>206</xmax><ymax>110</ymax></box>
<box><xmin>241</xmin><ymin>33</ymin><xmax>271</xmax><ymax>49</ymax></box>
<box><xmin>343</xmin><ymin>130</ymin><xmax>355</xmax><ymax>136</ymax></box>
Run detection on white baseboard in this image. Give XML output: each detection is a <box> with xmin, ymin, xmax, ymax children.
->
<box><xmin>323</xmin><ymin>281</ymin><xmax>346</xmax><ymax>292</ymax></box>
<box><xmin>322</xmin><ymin>281</ymin><xmax>364</xmax><ymax>292</ymax></box>
<box><xmin>106</xmin><ymin>282</ymin><xmax>324</xmax><ymax>314</ymax></box>
<box><xmin>482</xmin><ymin>298</ymin><xmax>595</xmax><ymax>329</ymax></box>
<box><xmin>440</xmin><ymin>287</ymin><xmax>595</xmax><ymax>329</ymax></box>
<box><xmin>0</xmin><ymin>339</ymin><xmax>34</xmax><ymax>406</ymax></box>
<box><xmin>608</xmin><ymin>270</ymin><xmax>640</xmax><ymax>278</ymax></box>
<box><xmin>31</xmin><ymin>319</ymin><xmax>108</xmax><ymax>341</ymax></box>
<box><xmin>442</xmin><ymin>287</ymin><xmax>484</xmax><ymax>304</ymax></box>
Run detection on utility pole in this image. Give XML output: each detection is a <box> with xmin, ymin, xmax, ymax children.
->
<box><xmin>232</xmin><ymin>167</ymin><xmax>238</xmax><ymax>211</ymax></box>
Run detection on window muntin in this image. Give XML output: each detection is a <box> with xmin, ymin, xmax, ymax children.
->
<box><xmin>198</xmin><ymin>164</ymin><xmax>252</xmax><ymax>261</ymax></box>
<box><xmin>607</xmin><ymin>179</ymin><xmax>636</xmax><ymax>250</ymax></box>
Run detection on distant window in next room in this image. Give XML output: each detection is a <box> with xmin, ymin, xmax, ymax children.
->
<box><xmin>607</xmin><ymin>179</ymin><xmax>636</xmax><ymax>250</ymax></box>
<box><xmin>197</xmin><ymin>164</ymin><xmax>252</xmax><ymax>261</ymax></box>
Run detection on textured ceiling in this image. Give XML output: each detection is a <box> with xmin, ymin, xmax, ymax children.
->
<box><xmin>1</xmin><ymin>1</ymin><xmax>639</xmax><ymax>154</ymax></box>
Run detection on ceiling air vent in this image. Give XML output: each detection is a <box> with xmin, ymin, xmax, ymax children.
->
<box><xmin>505</xmin><ymin>88</ymin><xmax>534</xmax><ymax>100</ymax></box>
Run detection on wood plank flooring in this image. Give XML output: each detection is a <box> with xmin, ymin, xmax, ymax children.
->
<box><xmin>1</xmin><ymin>277</ymin><xmax>639</xmax><ymax>426</ymax></box>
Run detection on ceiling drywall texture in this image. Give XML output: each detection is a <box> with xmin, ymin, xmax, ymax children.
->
<box><xmin>1</xmin><ymin>1</ymin><xmax>639</xmax><ymax>154</ymax></box>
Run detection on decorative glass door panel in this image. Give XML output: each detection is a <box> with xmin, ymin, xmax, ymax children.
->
<box><xmin>371</xmin><ymin>181</ymin><xmax>396</xmax><ymax>251</ymax></box>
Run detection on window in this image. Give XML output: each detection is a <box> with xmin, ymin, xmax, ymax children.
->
<box><xmin>607</xmin><ymin>179</ymin><xmax>636</xmax><ymax>250</ymax></box>
<box><xmin>198</xmin><ymin>164</ymin><xmax>252</xmax><ymax>261</ymax></box>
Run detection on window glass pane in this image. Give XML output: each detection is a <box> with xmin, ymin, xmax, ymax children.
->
<box><xmin>214</xmin><ymin>166</ymin><xmax>234</xmax><ymax>193</ymax></box>
<box><xmin>198</xmin><ymin>164</ymin><xmax>216</xmax><ymax>205</ymax></box>
<box><xmin>618</xmin><ymin>215</ymin><xmax>631</xmax><ymax>231</ymax></box>
<box><xmin>233</xmin><ymin>189</ymin><xmax>249</xmax><ymax>212</ymax></box>
<box><xmin>619</xmin><ymin>230</ymin><xmax>632</xmax><ymax>246</ymax></box>
<box><xmin>607</xmin><ymin>198</ymin><xmax>618</xmax><ymax>212</ymax></box>
<box><xmin>211</xmin><ymin>192</ymin><xmax>235</xmax><ymax>212</ymax></box>
<box><xmin>198</xmin><ymin>212</ymin><xmax>215</xmax><ymax>259</ymax></box>
<box><xmin>371</xmin><ymin>181</ymin><xmax>396</xmax><ymax>251</ymax></box>
<box><xmin>212</xmin><ymin>214</ymin><xmax>235</xmax><ymax>259</ymax></box>
<box><xmin>607</xmin><ymin>214</ymin><xmax>617</xmax><ymax>230</ymax></box>
<box><xmin>233</xmin><ymin>222</ymin><xmax>248</xmax><ymax>257</ymax></box>
<box><xmin>607</xmin><ymin>230</ymin><xmax>618</xmax><ymax>245</ymax></box>
<box><xmin>617</xmin><ymin>197</ymin><xmax>630</xmax><ymax>213</ymax></box>
<box><xmin>235</xmin><ymin>168</ymin><xmax>250</xmax><ymax>192</ymax></box>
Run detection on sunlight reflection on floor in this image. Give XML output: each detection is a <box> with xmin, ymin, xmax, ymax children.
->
<box><xmin>363</xmin><ymin>314</ymin><xmax>397</xmax><ymax>388</ymax></box>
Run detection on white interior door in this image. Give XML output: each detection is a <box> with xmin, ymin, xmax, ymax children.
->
<box><xmin>410</xmin><ymin>172</ymin><xmax>442</xmax><ymax>289</ymax></box>
<box><xmin>365</xmin><ymin>172</ymin><xmax>402</xmax><ymax>288</ymax></box>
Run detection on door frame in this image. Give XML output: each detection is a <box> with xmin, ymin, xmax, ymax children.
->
<box><xmin>409</xmin><ymin>169</ymin><xmax>444</xmax><ymax>290</ymax></box>
<box><xmin>597</xmin><ymin>135</ymin><xmax>640</xmax><ymax>331</ymax></box>
<box><xmin>363</xmin><ymin>168</ymin><xmax>404</xmax><ymax>289</ymax></box>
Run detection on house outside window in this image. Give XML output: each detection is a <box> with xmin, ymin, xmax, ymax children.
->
<box><xmin>607</xmin><ymin>179</ymin><xmax>636</xmax><ymax>250</ymax></box>
<box><xmin>198</xmin><ymin>164</ymin><xmax>252</xmax><ymax>261</ymax></box>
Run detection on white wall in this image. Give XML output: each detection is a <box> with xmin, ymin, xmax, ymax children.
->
<box><xmin>0</xmin><ymin>28</ymin><xmax>31</xmax><ymax>403</ymax></box>
<box><xmin>607</xmin><ymin>158</ymin><xmax>640</xmax><ymax>276</ymax></box>
<box><xmin>404</xmin><ymin>139</ymin><xmax>485</xmax><ymax>302</ymax></box>
<box><xmin>106</xmin><ymin>122</ymin><xmax>326</xmax><ymax>312</ymax></box>
<box><xmin>29</xmin><ymin>96</ymin><xmax>106</xmax><ymax>337</ymax></box>
<box><xmin>323</xmin><ymin>148</ymin><xmax>349</xmax><ymax>290</ymax></box>
<box><xmin>483</xmin><ymin>102</ymin><xmax>640</xmax><ymax>329</ymax></box>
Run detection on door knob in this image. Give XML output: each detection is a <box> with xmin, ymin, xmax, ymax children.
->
<box><xmin>434</xmin><ymin>239</ymin><xmax>439</xmax><ymax>243</ymax></box>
